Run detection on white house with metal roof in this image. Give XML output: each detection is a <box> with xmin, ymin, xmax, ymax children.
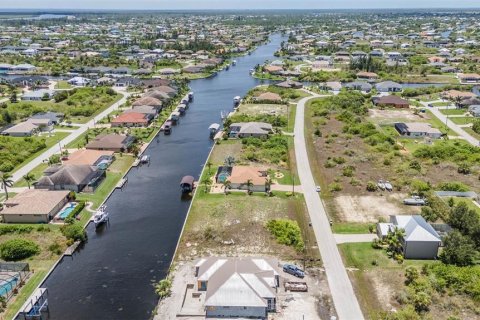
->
<box><xmin>377</xmin><ymin>215</ymin><xmax>442</xmax><ymax>259</ymax></box>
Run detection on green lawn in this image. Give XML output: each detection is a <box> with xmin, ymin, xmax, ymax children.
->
<box><xmin>54</xmin><ymin>80</ymin><xmax>73</xmax><ymax>89</ymax></box>
<box><xmin>463</xmin><ymin>127</ymin><xmax>480</xmax><ymax>140</ymax></box>
<box><xmin>439</xmin><ymin>108</ymin><xmax>466</xmax><ymax>115</ymax></box>
<box><xmin>14</xmin><ymin>163</ymin><xmax>48</xmax><ymax>187</ymax></box>
<box><xmin>332</xmin><ymin>222</ymin><xmax>373</xmax><ymax>234</ymax></box>
<box><xmin>425</xmin><ymin>110</ymin><xmax>457</xmax><ymax>136</ymax></box>
<box><xmin>449</xmin><ymin>116</ymin><xmax>475</xmax><ymax>125</ymax></box>
<box><xmin>275</xmin><ymin>168</ymin><xmax>299</xmax><ymax>186</ymax></box>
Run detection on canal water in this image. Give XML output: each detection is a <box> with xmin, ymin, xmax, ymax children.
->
<box><xmin>40</xmin><ymin>34</ymin><xmax>284</xmax><ymax>320</ymax></box>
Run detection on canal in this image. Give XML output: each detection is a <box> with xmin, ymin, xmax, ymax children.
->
<box><xmin>40</xmin><ymin>34</ymin><xmax>284</xmax><ymax>320</ymax></box>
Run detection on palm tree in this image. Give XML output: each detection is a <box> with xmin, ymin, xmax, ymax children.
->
<box><xmin>22</xmin><ymin>173</ymin><xmax>36</xmax><ymax>189</ymax></box>
<box><xmin>0</xmin><ymin>172</ymin><xmax>14</xmax><ymax>200</ymax></box>
<box><xmin>264</xmin><ymin>177</ymin><xmax>272</xmax><ymax>193</ymax></box>
<box><xmin>202</xmin><ymin>177</ymin><xmax>212</xmax><ymax>193</ymax></box>
<box><xmin>222</xmin><ymin>180</ymin><xmax>231</xmax><ymax>195</ymax></box>
<box><xmin>245</xmin><ymin>179</ymin><xmax>253</xmax><ymax>195</ymax></box>
<box><xmin>206</xmin><ymin>161</ymin><xmax>213</xmax><ymax>174</ymax></box>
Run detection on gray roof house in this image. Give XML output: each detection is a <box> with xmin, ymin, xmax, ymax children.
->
<box><xmin>30</xmin><ymin>112</ymin><xmax>64</xmax><ymax>124</ymax></box>
<box><xmin>21</xmin><ymin>89</ymin><xmax>55</xmax><ymax>101</ymax></box>
<box><xmin>375</xmin><ymin>81</ymin><xmax>403</xmax><ymax>92</ymax></box>
<box><xmin>344</xmin><ymin>81</ymin><xmax>372</xmax><ymax>92</ymax></box>
<box><xmin>195</xmin><ymin>257</ymin><xmax>279</xmax><ymax>319</ymax></box>
<box><xmin>377</xmin><ymin>215</ymin><xmax>441</xmax><ymax>259</ymax></box>
<box><xmin>468</xmin><ymin>105</ymin><xmax>480</xmax><ymax>117</ymax></box>
<box><xmin>229</xmin><ymin>122</ymin><xmax>273</xmax><ymax>138</ymax></box>
<box><xmin>35</xmin><ymin>165</ymin><xmax>105</xmax><ymax>193</ymax></box>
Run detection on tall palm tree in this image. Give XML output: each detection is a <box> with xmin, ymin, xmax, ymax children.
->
<box><xmin>22</xmin><ymin>173</ymin><xmax>36</xmax><ymax>189</ymax></box>
<box><xmin>202</xmin><ymin>177</ymin><xmax>212</xmax><ymax>193</ymax></box>
<box><xmin>245</xmin><ymin>179</ymin><xmax>253</xmax><ymax>195</ymax></box>
<box><xmin>222</xmin><ymin>180</ymin><xmax>231</xmax><ymax>195</ymax></box>
<box><xmin>206</xmin><ymin>161</ymin><xmax>213</xmax><ymax>174</ymax></box>
<box><xmin>0</xmin><ymin>172</ymin><xmax>14</xmax><ymax>200</ymax></box>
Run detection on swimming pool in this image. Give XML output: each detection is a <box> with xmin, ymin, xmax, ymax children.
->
<box><xmin>0</xmin><ymin>276</ymin><xmax>18</xmax><ymax>298</ymax></box>
<box><xmin>58</xmin><ymin>202</ymin><xmax>78</xmax><ymax>219</ymax></box>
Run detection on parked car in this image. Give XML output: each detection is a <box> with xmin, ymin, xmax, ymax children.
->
<box><xmin>283</xmin><ymin>264</ymin><xmax>305</xmax><ymax>278</ymax></box>
<box><xmin>316</xmin><ymin>186</ymin><xmax>321</xmax><ymax>192</ymax></box>
<box><xmin>403</xmin><ymin>195</ymin><xmax>427</xmax><ymax>206</ymax></box>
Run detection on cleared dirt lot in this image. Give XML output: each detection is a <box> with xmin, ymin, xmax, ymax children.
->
<box><xmin>334</xmin><ymin>193</ymin><xmax>421</xmax><ymax>223</ymax></box>
<box><xmin>238</xmin><ymin>103</ymin><xmax>288</xmax><ymax>116</ymax></box>
<box><xmin>369</xmin><ymin>108</ymin><xmax>431</xmax><ymax>124</ymax></box>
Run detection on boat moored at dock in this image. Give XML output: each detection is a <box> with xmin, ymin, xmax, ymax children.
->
<box><xmin>209</xmin><ymin>123</ymin><xmax>220</xmax><ymax>137</ymax></box>
<box><xmin>188</xmin><ymin>92</ymin><xmax>194</xmax><ymax>101</ymax></box>
<box><xmin>233</xmin><ymin>96</ymin><xmax>241</xmax><ymax>106</ymax></box>
<box><xmin>93</xmin><ymin>205</ymin><xmax>109</xmax><ymax>228</ymax></box>
<box><xmin>180</xmin><ymin>175</ymin><xmax>195</xmax><ymax>193</ymax></box>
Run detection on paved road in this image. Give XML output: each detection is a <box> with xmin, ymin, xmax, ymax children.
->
<box><xmin>294</xmin><ymin>95</ymin><xmax>364</xmax><ymax>320</ymax></box>
<box><xmin>420</xmin><ymin>101</ymin><xmax>479</xmax><ymax>147</ymax></box>
<box><xmin>11</xmin><ymin>88</ymin><xmax>130</xmax><ymax>182</ymax></box>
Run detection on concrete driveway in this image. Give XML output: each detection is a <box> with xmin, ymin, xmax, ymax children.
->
<box><xmin>294</xmin><ymin>95</ymin><xmax>364</xmax><ymax>320</ymax></box>
<box><xmin>11</xmin><ymin>88</ymin><xmax>130</xmax><ymax>183</ymax></box>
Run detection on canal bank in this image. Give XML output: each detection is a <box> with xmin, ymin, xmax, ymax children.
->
<box><xmin>30</xmin><ymin>34</ymin><xmax>285</xmax><ymax>320</ymax></box>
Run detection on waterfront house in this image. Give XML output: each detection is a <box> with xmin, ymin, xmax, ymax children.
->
<box><xmin>67</xmin><ymin>76</ymin><xmax>91</xmax><ymax>86</ymax></box>
<box><xmin>377</xmin><ymin>215</ymin><xmax>441</xmax><ymax>259</ymax></box>
<box><xmin>227</xmin><ymin>166</ymin><xmax>268</xmax><ymax>192</ymax></box>
<box><xmin>356</xmin><ymin>71</ymin><xmax>378</xmax><ymax>81</ymax></box>
<box><xmin>111</xmin><ymin>112</ymin><xmax>151</xmax><ymax>127</ymax></box>
<box><xmin>21</xmin><ymin>89</ymin><xmax>55</xmax><ymax>101</ymax></box>
<box><xmin>195</xmin><ymin>257</ymin><xmax>279</xmax><ymax>318</ymax></box>
<box><xmin>62</xmin><ymin>149</ymin><xmax>115</xmax><ymax>167</ymax></box>
<box><xmin>458</xmin><ymin>73</ymin><xmax>480</xmax><ymax>84</ymax></box>
<box><xmin>86</xmin><ymin>134</ymin><xmax>135</xmax><ymax>152</ymax></box>
<box><xmin>35</xmin><ymin>164</ymin><xmax>106</xmax><ymax>193</ymax></box>
<box><xmin>319</xmin><ymin>81</ymin><xmax>342</xmax><ymax>92</ymax></box>
<box><xmin>132</xmin><ymin>96</ymin><xmax>163</xmax><ymax>109</ymax></box>
<box><xmin>1</xmin><ymin>189</ymin><xmax>70</xmax><ymax>223</ymax></box>
<box><xmin>275</xmin><ymin>80</ymin><xmax>302</xmax><ymax>89</ymax></box>
<box><xmin>373</xmin><ymin>95</ymin><xmax>410</xmax><ymax>108</ymax></box>
<box><xmin>441</xmin><ymin>90</ymin><xmax>477</xmax><ymax>101</ymax></box>
<box><xmin>394</xmin><ymin>122</ymin><xmax>442</xmax><ymax>139</ymax></box>
<box><xmin>229</xmin><ymin>122</ymin><xmax>273</xmax><ymax>138</ymax></box>
<box><xmin>375</xmin><ymin>81</ymin><xmax>402</xmax><ymax>92</ymax></box>
<box><xmin>344</xmin><ymin>81</ymin><xmax>372</xmax><ymax>92</ymax></box>
<box><xmin>468</xmin><ymin>105</ymin><xmax>480</xmax><ymax>117</ymax></box>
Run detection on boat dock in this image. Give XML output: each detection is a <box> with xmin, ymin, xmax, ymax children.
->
<box><xmin>115</xmin><ymin>177</ymin><xmax>128</xmax><ymax>189</ymax></box>
<box><xmin>64</xmin><ymin>241</ymin><xmax>81</xmax><ymax>256</ymax></box>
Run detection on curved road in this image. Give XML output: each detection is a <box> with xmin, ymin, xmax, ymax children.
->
<box><xmin>294</xmin><ymin>94</ymin><xmax>364</xmax><ymax>320</ymax></box>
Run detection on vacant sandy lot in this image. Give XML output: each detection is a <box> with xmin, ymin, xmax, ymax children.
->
<box><xmin>238</xmin><ymin>103</ymin><xmax>288</xmax><ymax>116</ymax></box>
<box><xmin>334</xmin><ymin>193</ymin><xmax>421</xmax><ymax>223</ymax></box>
<box><xmin>369</xmin><ymin>108</ymin><xmax>431</xmax><ymax>125</ymax></box>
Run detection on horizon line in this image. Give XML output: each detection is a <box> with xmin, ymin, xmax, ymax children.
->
<box><xmin>1</xmin><ymin>7</ymin><xmax>480</xmax><ymax>11</ymax></box>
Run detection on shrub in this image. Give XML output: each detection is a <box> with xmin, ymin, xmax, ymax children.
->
<box><xmin>266</xmin><ymin>219</ymin><xmax>304</xmax><ymax>251</ymax></box>
<box><xmin>61</xmin><ymin>223</ymin><xmax>86</xmax><ymax>242</ymax></box>
<box><xmin>155</xmin><ymin>278</ymin><xmax>172</xmax><ymax>299</ymax></box>
<box><xmin>457</xmin><ymin>162</ymin><xmax>471</xmax><ymax>174</ymax></box>
<box><xmin>328</xmin><ymin>182</ymin><xmax>342</xmax><ymax>192</ymax></box>
<box><xmin>366</xmin><ymin>181</ymin><xmax>377</xmax><ymax>192</ymax></box>
<box><xmin>48</xmin><ymin>242</ymin><xmax>63</xmax><ymax>255</ymax></box>
<box><xmin>342</xmin><ymin>165</ymin><xmax>355</xmax><ymax>177</ymax></box>
<box><xmin>0</xmin><ymin>239</ymin><xmax>40</xmax><ymax>261</ymax></box>
<box><xmin>0</xmin><ymin>225</ymin><xmax>33</xmax><ymax>235</ymax></box>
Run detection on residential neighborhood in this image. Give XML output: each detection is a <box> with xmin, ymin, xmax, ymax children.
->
<box><xmin>0</xmin><ymin>6</ymin><xmax>479</xmax><ymax>320</ymax></box>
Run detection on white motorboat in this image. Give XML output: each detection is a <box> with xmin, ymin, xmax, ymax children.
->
<box><xmin>384</xmin><ymin>181</ymin><xmax>393</xmax><ymax>191</ymax></box>
<box><xmin>93</xmin><ymin>206</ymin><xmax>109</xmax><ymax>228</ymax></box>
<box><xmin>377</xmin><ymin>180</ymin><xmax>386</xmax><ymax>191</ymax></box>
<box><xmin>233</xmin><ymin>96</ymin><xmax>241</xmax><ymax>105</ymax></box>
<box><xmin>232</xmin><ymin>60</ymin><xmax>237</xmax><ymax>66</ymax></box>
<box><xmin>140</xmin><ymin>155</ymin><xmax>150</xmax><ymax>164</ymax></box>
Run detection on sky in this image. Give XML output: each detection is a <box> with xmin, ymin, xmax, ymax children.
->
<box><xmin>0</xmin><ymin>0</ymin><xmax>478</xmax><ymax>10</ymax></box>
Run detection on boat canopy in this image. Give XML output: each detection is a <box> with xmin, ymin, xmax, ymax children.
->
<box><xmin>209</xmin><ymin>123</ymin><xmax>220</xmax><ymax>131</ymax></box>
<box><xmin>180</xmin><ymin>175</ymin><xmax>195</xmax><ymax>187</ymax></box>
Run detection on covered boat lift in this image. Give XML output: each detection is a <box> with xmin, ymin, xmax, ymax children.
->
<box><xmin>180</xmin><ymin>175</ymin><xmax>195</xmax><ymax>193</ymax></box>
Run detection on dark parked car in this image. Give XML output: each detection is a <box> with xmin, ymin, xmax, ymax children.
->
<box><xmin>283</xmin><ymin>264</ymin><xmax>305</xmax><ymax>278</ymax></box>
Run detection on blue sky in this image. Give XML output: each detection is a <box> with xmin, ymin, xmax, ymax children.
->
<box><xmin>0</xmin><ymin>0</ymin><xmax>478</xmax><ymax>10</ymax></box>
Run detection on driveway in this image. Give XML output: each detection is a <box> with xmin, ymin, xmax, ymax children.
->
<box><xmin>11</xmin><ymin>88</ymin><xmax>130</xmax><ymax>182</ymax></box>
<box><xmin>294</xmin><ymin>95</ymin><xmax>364</xmax><ymax>319</ymax></box>
<box><xmin>420</xmin><ymin>101</ymin><xmax>479</xmax><ymax>147</ymax></box>
<box><xmin>334</xmin><ymin>233</ymin><xmax>378</xmax><ymax>244</ymax></box>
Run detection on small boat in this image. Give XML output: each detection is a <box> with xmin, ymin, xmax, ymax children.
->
<box><xmin>377</xmin><ymin>180</ymin><xmax>386</xmax><ymax>191</ymax></box>
<box><xmin>403</xmin><ymin>196</ymin><xmax>427</xmax><ymax>206</ymax></box>
<box><xmin>249</xmin><ymin>68</ymin><xmax>254</xmax><ymax>74</ymax></box>
<box><xmin>232</xmin><ymin>60</ymin><xmax>237</xmax><ymax>66</ymax></box>
<box><xmin>170</xmin><ymin>112</ymin><xmax>180</xmax><ymax>124</ymax></box>
<box><xmin>225</xmin><ymin>65</ymin><xmax>230</xmax><ymax>71</ymax></box>
<box><xmin>140</xmin><ymin>155</ymin><xmax>150</xmax><ymax>164</ymax></box>
<box><xmin>180</xmin><ymin>175</ymin><xmax>195</xmax><ymax>193</ymax></box>
<box><xmin>233</xmin><ymin>96</ymin><xmax>241</xmax><ymax>105</ymax></box>
<box><xmin>188</xmin><ymin>92</ymin><xmax>194</xmax><ymax>101</ymax></box>
<box><xmin>384</xmin><ymin>181</ymin><xmax>393</xmax><ymax>191</ymax></box>
<box><xmin>209</xmin><ymin>123</ymin><xmax>220</xmax><ymax>137</ymax></box>
<box><xmin>163</xmin><ymin>121</ymin><xmax>172</xmax><ymax>135</ymax></box>
<box><xmin>177</xmin><ymin>104</ymin><xmax>186</xmax><ymax>115</ymax></box>
<box><xmin>181</xmin><ymin>98</ymin><xmax>189</xmax><ymax>106</ymax></box>
<box><xmin>93</xmin><ymin>206</ymin><xmax>109</xmax><ymax>228</ymax></box>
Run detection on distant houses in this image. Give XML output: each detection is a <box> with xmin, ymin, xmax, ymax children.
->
<box><xmin>35</xmin><ymin>164</ymin><xmax>106</xmax><ymax>193</ymax></box>
<box><xmin>394</xmin><ymin>122</ymin><xmax>443</xmax><ymax>139</ymax></box>
<box><xmin>86</xmin><ymin>134</ymin><xmax>135</xmax><ymax>152</ymax></box>
<box><xmin>373</xmin><ymin>95</ymin><xmax>410</xmax><ymax>108</ymax></box>
<box><xmin>229</xmin><ymin>122</ymin><xmax>273</xmax><ymax>139</ymax></box>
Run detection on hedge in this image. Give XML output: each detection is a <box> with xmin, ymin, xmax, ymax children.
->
<box><xmin>0</xmin><ymin>238</ymin><xmax>40</xmax><ymax>261</ymax></box>
<box><xmin>65</xmin><ymin>201</ymin><xmax>86</xmax><ymax>220</ymax></box>
<box><xmin>0</xmin><ymin>225</ymin><xmax>34</xmax><ymax>236</ymax></box>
